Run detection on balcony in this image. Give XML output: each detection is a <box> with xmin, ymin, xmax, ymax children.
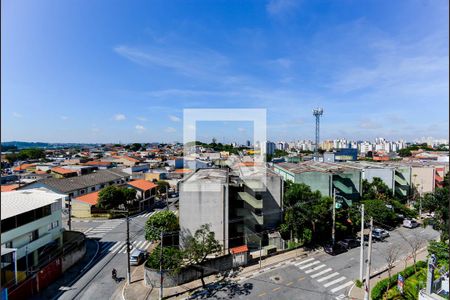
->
<box><xmin>238</xmin><ymin>192</ymin><xmax>262</xmax><ymax>209</ymax></box>
<box><xmin>236</xmin><ymin>208</ymin><xmax>264</xmax><ymax>225</ymax></box>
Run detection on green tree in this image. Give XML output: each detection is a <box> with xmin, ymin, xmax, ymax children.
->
<box><xmin>363</xmin><ymin>200</ymin><xmax>397</xmax><ymax>227</ymax></box>
<box><xmin>146</xmin><ymin>246</ymin><xmax>184</xmax><ymax>275</ymax></box>
<box><xmin>5</xmin><ymin>153</ymin><xmax>18</xmax><ymax>163</ymax></box>
<box><xmin>183</xmin><ymin>224</ymin><xmax>222</xmax><ymax>287</ymax></box>
<box><xmin>427</xmin><ymin>241</ymin><xmax>449</xmax><ymax>264</ymax></box>
<box><xmin>155</xmin><ymin>180</ymin><xmax>170</xmax><ymax>196</ymax></box>
<box><xmin>398</xmin><ymin>148</ymin><xmax>412</xmax><ymax>157</ymax></box>
<box><xmin>97</xmin><ymin>186</ymin><xmax>136</xmax><ymax>209</ymax></box>
<box><xmin>130</xmin><ymin>143</ymin><xmax>142</xmax><ymax>152</ymax></box>
<box><xmin>421</xmin><ymin>186</ymin><xmax>449</xmax><ymax>241</ymax></box>
<box><xmin>145</xmin><ymin>210</ymin><xmax>179</xmax><ymax>241</ymax></box>
<box><xmin>281</xmin><ymin>182</ymin><xmax>333</xmax><ymax>244</ymax></box>
<box><xmin>362</xmin><ymin>178</ymin><xmax>392</xmax><ymax>201</ymax></box>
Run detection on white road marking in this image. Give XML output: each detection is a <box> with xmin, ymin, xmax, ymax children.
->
<box><xmin>299</xmin><ymin>260</ymin><xmax>320</xmax><ymax>270</ymax></box>
<box><xmin>324</xmin><ymin>276</ymin><xmax>346</xmax><ymax>288</ymax></box>
<box><xmin>109</xmin><ymin>241</ymin><xmax>125</xmax><ymax>253</ymax></box>
<box><xmin>305</xmin><ymin>264</ymin><xmax>326</xmax><ymax>274</ymax></box>
<box><xmin>294</xmin><ymin>258</ymin><xmax>315</xmax><ymax>266</ymax></box>
<box><xmin>317</xmin><ymin>272</ymin><xmax>339</xmax><ymax>282</ymax></box>
<box><xmin>330</xmin><ymin>281</ymin><xmax>354</xmax><ymax>293</ymax></box>
<box><xmin>310</xmin><ymin>268</ymin><xmax>332</xmax><ymax>278</ymax></box>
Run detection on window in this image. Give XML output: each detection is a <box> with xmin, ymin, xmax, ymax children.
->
<box><xmin>29</xmin><ymin>230</ymin><xmax>39</xmax><ymax>242</ymax></box>
<box><xmin>100</xmin><ymin>184</ymin><xmax>105</xmax><ymax>188</ymax></box>
<box><xmin>80</xmin><ymin>189</ymin><xmax>85</xmax><ymax>194</ymax></box>
<box><xmin>48</xmin><ymin>220</ymin><xmax>59</xmax><ymax>231</ymax></box>
<box><xmin>90</xmin><ymin>187</ymin><xmax>95</xmax><ymax>192</ymax></box>
<box><xmin>68</xmin><ymin>193</ymin><xmax>74</xmax><ymax>198</ymax></box>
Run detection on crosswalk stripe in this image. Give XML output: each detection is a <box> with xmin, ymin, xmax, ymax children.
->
<box><xmin>305</xmin><ymin>264</ymin><xmax>326</xmax><ymax>274</ymax></box>
<box><xmin>117</xmin><ymin>244</ymin><xmax>127</xmax><ymax>254</ymax></box>
<box><xmin>142</xmin><ymin>241</ymin><xmax>151</xmax><ymax>249</ymax></box>
<box><xmin>83</xmin><ymin>227</ymin><xmax>93</xmax><ymax>234</ymax></box>
<box><xmin>330</xmin><ymin>281</ymin><xmax>354</xmax><ymax>293</ymax></box>
<box><xmin>135</xmin><ymin>241</ymin><xmax>144</xmax><ymax>249</ymax></box>
<box><xmin>317</xmin><ymin>272</ymin><xmax>339</xmax><ymax>283</ymax></box>
<box><xmin>109</xmin><ymin>241</ymin><xmax>124</xmax><ymax>252</ymax></box>
<box><xmin>324</xmin><ymin>276</ymin><xmax>346</xmax><ymax>288</ymax></box>
<box><xmin>294</xmin><ymin>258</ymin><xmax>315</xmax><ymax>266</ymax></box>
<box><xmin>310</xmin><ymin>268</ymin><xmax>332</xmax><ymax>278</ymax></box>
<box><xmin>299</xmin><ymin>261</ymin><xmax>320</xmax><ymax>270</ymax></box>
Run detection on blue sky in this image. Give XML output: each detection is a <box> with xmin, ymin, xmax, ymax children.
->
<box><xmin>2</xmin><ymin>0</ymin><xmax>448</xmax><ymax>143</ymax></box>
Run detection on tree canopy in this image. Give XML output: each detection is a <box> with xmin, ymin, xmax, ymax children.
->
<box><xmin>146</xmin><ymin>246</ymin><xmax>184</xmax><ymax>274</ymax></box>
<box><xmin>183</xmin><ymin>224</ymin><xmax>221</xmax><ymax>287</ymax></box>
<box><xmin>145</xmin><ymin>210</ymin><xmax>179</xmax><ymax>241</ymax></box>
<box><xmin>97</xmin><ymin>186</ymin><xmax>136</xmax><ymax>210</ymax></box>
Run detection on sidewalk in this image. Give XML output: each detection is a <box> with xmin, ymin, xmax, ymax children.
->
<box><xmin>348</xmin><ymin>247</ymin><xmax>429</xmax><ymax>300</ymax></box>
<box><xmin>123</xmin><ymin>247</ymin><xmax>316</xmax><ymax>300</ymax></box>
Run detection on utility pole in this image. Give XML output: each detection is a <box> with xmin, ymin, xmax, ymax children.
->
<box><xmin>332</xmin><ymin>188</ymin><xmax>336</xmax><ymax>246</ymax></box>
<box><xmin>68</xmin><ymin>196</ymin><xmax>72</xmax><ymax>231</ymax></box>
<box><xmin>259</xmin><ymin>237</ymin><xmax>262</xmax><ymax>269</ymax></box>
<box><xmin>359</xmin><ymin>204</ymin><xmax>365</xmax><ymax>282</ymax></box>
<box><xmin>126</xmin><ymin>211</ymin><xmax>131</xmax><ymax>284</ymax></box>
<box><xmin>159</xmin><ymin>231</ymin><xmax>164</xmax><ymax>300</ymax></box>
<box><xmin>419</xmin><ymin>180</ymin><xmax>423</xmax><ymax>218</ymax></box>
<box><xmin>364</xmin><ymin>217</ymin><xmax>373</xmax><ymax>300</ymax></box>
<box><xmin>166</xmin><ymin>186</ymin><xmax>169</xmax><ymax>211</ymax></box>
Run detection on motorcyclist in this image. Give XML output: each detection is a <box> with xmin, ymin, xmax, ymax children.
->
<box><xmin>112</xmin><ymin>268</ymin><xmax>117</xmax><ymax>280</ymax></box>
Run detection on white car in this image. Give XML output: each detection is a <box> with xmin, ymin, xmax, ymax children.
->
<box><xmin>403</xmin><ymin>219</ymin><xmax>419</xmax><ymax>228</ymax></box>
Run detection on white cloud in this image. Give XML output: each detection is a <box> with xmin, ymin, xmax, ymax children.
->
<box><xmin>12</xmin><ymin>112</ymin><xmax>22</xmax><ymax>118</ymax></box>
<box><xmin>270</xmin><ymin>58</ymin><xmax>293</xmax><ymax>69</ymax></box>
<box><xmin>165</xmin><ymin>127</ymin><xmax>176</xmax><ymax>133</ymax></box>
<box><xmin>113</xmin><ymin>114</ymin><xmax>126</xmax><ymax>121</ymax></box>
<box><xmin>136</xmin><ymin>116</ymin><xmax>147</xmax><ymax>122</ymax></box>
<box><xmin>60</xmin><ymin>116</ymin><xmax>69</xmax><ymax>120</ymax></box>
<box><xmin>135</xmin><ymin>125</ymin><xmax>146</xmax><ymax>131</ymax></box>
<box><xmin>359</xmin><ymin>119</ymin><xmax>382</xmax><ymax>130</ymax></box>
<box><xmin>114</xmin><ymin>45</ymin><xmax>228</xmax><ymax>80</ymax></box>
<box><xmin>169</xmin><ymin>115</ymin><xmax>181</xmax><ymax>122</ymax></box>
<box><xmin>266</xmin><ymin>0</ymin><xmax>299</xmax><ymax>17</ymax></box>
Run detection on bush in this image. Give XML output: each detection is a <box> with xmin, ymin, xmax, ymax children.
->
<box><xmin>355</xmin><ymin>279</ymin><xmax>362</xmax><ymax>288</ymax></box>
<box><xmin>146</xmin><ymin>246</ymin><xmax>183</xmax><ymax>275</ymax></box>
<box><xmin>371</xmin><ymin>261</ymin><xmax>427</xmax><ymax>300</ymax></box>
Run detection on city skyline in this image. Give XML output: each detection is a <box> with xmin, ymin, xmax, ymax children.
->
<box><xmin>2</xmin><ymin>0</ymin><xmax>449</xmax><ymax>143</ymax></box>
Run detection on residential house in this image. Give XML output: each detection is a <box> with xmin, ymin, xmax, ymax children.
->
<box><xmin>1</xmin><ymin>189</ymin><xmax>64</xmax><ymax>287</ymax></box>
<box><xmin>126</xmin><ymin>179</ymin><xmax>157</xmax><ymax>210</ymax></box>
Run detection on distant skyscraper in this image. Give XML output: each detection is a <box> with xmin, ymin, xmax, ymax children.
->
<box><xmin>313</xmin><ymin>108</ymin><xmax>323</xmax><ymax>159</ymax></box>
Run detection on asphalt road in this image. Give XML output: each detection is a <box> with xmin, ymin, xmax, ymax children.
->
<box><xmin>56</xmin><ymin>208</ymin><xmax>157</xmax><ymax>300</ymax></box>
<box><xmin>188</xmin><ymin>225</ymin><xmax>439</xmax><ymax>300</ymax></box>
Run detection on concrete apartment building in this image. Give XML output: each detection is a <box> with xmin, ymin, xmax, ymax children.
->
<box><xmin>179</xmin><ymin>167</ymin><xmax>283</xmax><ymax>252</ymax></box>
<box><xmin>273</xmin><ymin>161</ymin><xmax>362</xmax><ymax>201</ymax></box>
<box><xmin>341</xmin><ymin>161</ymin><xmax>396</xmax><ymax>194</ymax></box>
<box><xmin>179</xmin><ymin>169</ymin><xmax>229</xmax><ymax>251</ymax></box>
<box><xmin>1</xmin><ymin>189</ymin><xmax>64</xmax><ymax>286</ymax></box>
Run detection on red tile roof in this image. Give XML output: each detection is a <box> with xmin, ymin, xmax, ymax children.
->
<box><xmin>51</xmin><ymin>167</ymin><xmax>77</xmax><ymax>175</ymax></box>
<box><xmin>84</xmin><ymin>161</ymin><xmax>112</xmax><ymax>166</ymax></box>
<box><xmin>174</xmin><ymin>168</ymin><xmax>193</xmax><ymax>174</ymax></box>
<box><xmin>1</xmin><ymin>184</ymin><xmax>19</xmax><ymax>192</ymax></box>
<box><xmin>13</xmin><ymin>163</ymin><xmax>36</xmax><ymax>171</ymax></box>
<box><xmin>75</xmin><ymin>191</ymin><xmax>99</xmax><ymax>205</ymax></box>
<box><xmin>127</xmin><ymin>179</ymin><xmax>157</xmax><ymax>191</ymax></box>
<box><xmin>230</xmin><ymin>245</ymin><xmax>248</xmax><ymax>254</ymax></box>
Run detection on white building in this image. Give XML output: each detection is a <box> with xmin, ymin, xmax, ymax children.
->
<box><xmin>1</xmin><ymin>189</ymin><xmax>64</xmax><ymax>285</ymax></box>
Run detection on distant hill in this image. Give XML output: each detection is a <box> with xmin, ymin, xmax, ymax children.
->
<box><xmin>1</xmin><ymin>141</ymin><xmax>98</xmax><ymax>150</ymax></box>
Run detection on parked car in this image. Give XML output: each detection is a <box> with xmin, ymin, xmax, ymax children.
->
<box><xmin>403</xmin><ymin>219</ymin><xmax>420</xmax><ymax>229</ymax></box>
<box><xmin>337</xmin><ymin>238</ymin><xmax>360</xmax><ymax>250</ymax></box>
<box><xmin>372</xmin><ymin>228</ymin><xmax>389</xmax><ymax>241</ymax></box>
<box><xmin>130</xmin><ymin>249</ymin><xmax>147</xmax><ymax>266</ymax></box>
<box><xmin>324</xmin><ymin>243</ymin><xmax>348</xmax><ymax>255</ymax></box>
